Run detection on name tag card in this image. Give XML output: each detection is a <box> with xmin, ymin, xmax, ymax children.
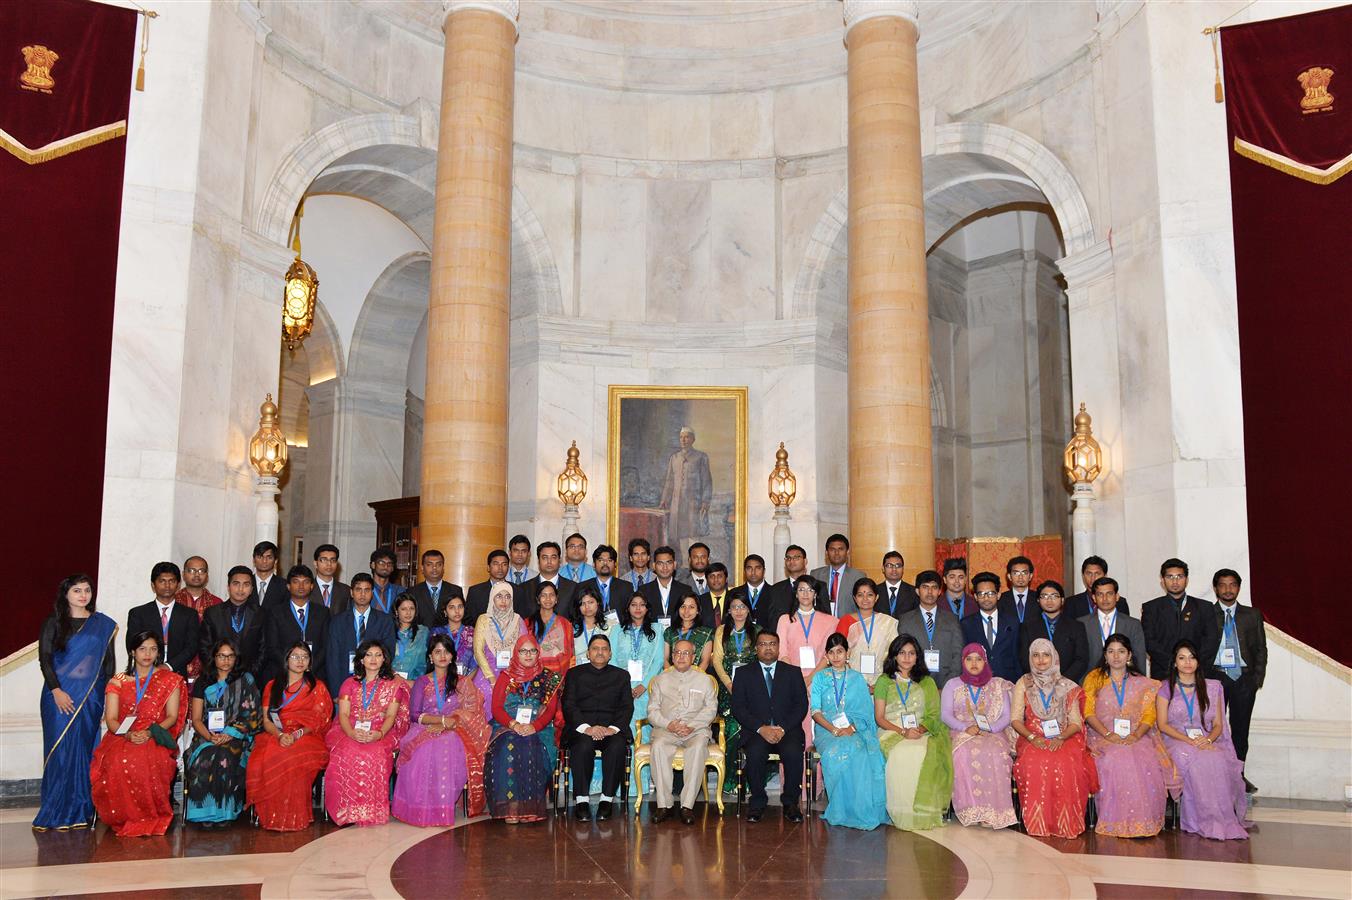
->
<box><xmin>1040</xmin><ymin>718</ymin><xmax>1061</xmax><ymax>738</ymax></box>
<box><xmin>605</xmin><ymin>610</ymin><xmax>620</xmax><ymax>626</ymax></box>
<box><xmin>354</xmin><ymin>720</ymin><xmax>372</xmax><ymax>733</ymax></box>
<box><xmin>974</xmin><ymin>713</ymin><xmax>991</xmax><ymax>731</ymax></box>
<box><xmin>860</xmin><ymin>653</ymin><xmax>877</xmax><ymax>675</ymax></box>
<box><xmin>115</xmin><ymin>716</ymin><xmax>135</xmax><ymax>735</ymax></box>
<box><xmin>348</xmin><ymin>652</ymin><xmax>356</xmax><ymax>674</ymax></box>
<box><xmin>269</xmin><ymin>710</ymin><xmax>283</xmax><ymax>729</ymax></box>
<box><xmin>798</xmin><ymin>647</ymin><xmax>815</xmax><ymax>669</ymax></box>
<box><xmin>831</xmin><ymin>712</ymin><xmax>851</xmax><ymax>729</ymax></box>
<box><xmin>1113</xmin><ymin>718</ymin><xmax>1132</xmax><ymax>738</ymax></box>
<box><xmin>657</xmin><ymin>617</ymin><xmax>672</xmax><ymax>630</ymax></box>
<box><xmin>496</xmin><ymin>650</ymin><xmax>512</xmax><ymax>668</ymax></box>
<box><xmin>1218</xmin><ymin>648</ymin><xmax>1237</xmax><ymax>666</ymax></box>
<box><xmin>395</xmin><ymin>671</ymin><xmax>408</xmax><ymax>681</ymax></box>
<box><xmin>901</xmin><ymin>713</ymin><xmax>919</xmax><ymax>729</ymax></box>
<box><xmin>1185</xmin><ymin>727</ymin><xmax>1204</xmax><ymax>740</ymax></box>
<box><xmin>207</xmin><ymin>710</ymin><xmax>226</xmax><ymax>733</ymax></box>
<box><xmin>515</xmin><ymin>707</ymin><xmax>534</xmax><ymax>725</ymax></box>
<box><xmin>627</xmin><ymin>660</ymin><xmax>645</xmax><ymax>682</ymax></box>
<box><xmin>456</xmin><ymin>662</ymin><xmax>470</xmax><ymax>676</ymax></box>
<box><xmin>924</xmin><ymin>650</ymin><xmax>940</xmax><ymax>671</ymax></box>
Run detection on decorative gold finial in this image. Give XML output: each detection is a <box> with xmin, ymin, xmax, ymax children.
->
<box><xmin>768</xmin><ymin>442</ymin><xmax>798</xmax><ymax>508</ymax></box>
<box><xmin>557</xmin><ymin>441</ymin><xmax>588</xmax><ymax>506</ymax></box>
<box><xmin>1063</xmin><ymin>403</ymin><xmax>1102</xmax><ymax>484</ymax></box>
<box><xmin>249</xmin><ymin>393</ymin><xmax>289</xmax><ymax>478</ymax></box>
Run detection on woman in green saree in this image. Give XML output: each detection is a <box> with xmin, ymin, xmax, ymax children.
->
<box><xmin>873</xmin><ymin>632</ymin><xmax>953</xmax><ymax>831</ymax></box>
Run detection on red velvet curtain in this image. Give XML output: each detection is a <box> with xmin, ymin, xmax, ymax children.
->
<box><xmin>1221</xmin><ymin>6</ymin><xmax>1352</xmax><ymax>665</ymax></box>
<box><xmin>0</xmin><ymin>0</ymin><xmax>138</xmax><ymax>657</ymax></box>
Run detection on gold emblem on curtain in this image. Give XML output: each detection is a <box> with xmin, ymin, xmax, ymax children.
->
<box><xmin>1298</xmin><ymin>66</ymin><xmax>1334</xmax><ymax>114</ymax></box>
<box><xmin>19</xmin><ymin>45</ymin><xmax>59</xmax><ymax>94</ymax></box>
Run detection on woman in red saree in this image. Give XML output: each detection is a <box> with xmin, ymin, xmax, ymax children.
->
<box><xmin>527</xmin><ymin>582</ymin><xmax>573</xmax><ymax>739</ymax></box>
<box><xmin>90</xmin><ymin>631</ymin><xmax>188</xmax><ymax>837</ymax></box>
<box><xmin>246</xmin><ymin>641</ymin><xmax>334</xmax><ymax>832</ymax></box>
<box><xmin>324</xmin><ymin>638</ymin><xmax>411</xmax><ymax>826</ymax></box>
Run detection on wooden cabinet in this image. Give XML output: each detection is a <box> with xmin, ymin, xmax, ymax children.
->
<box><xmin>368</xmin><ymin>496</ymin><xmax>419</xmax><ymax>588</ymax></box>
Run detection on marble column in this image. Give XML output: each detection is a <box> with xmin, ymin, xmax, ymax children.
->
<box><xmin>422</xmin><ymin>0</ymin><xmax>518</xmax><ymax>585</ymax></box>
<box><xmin>843</xmin><ymin>1</ymin><xmax>933</xmax><ymax>575</ymax></box>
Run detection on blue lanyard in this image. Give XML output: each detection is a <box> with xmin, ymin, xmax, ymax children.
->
<box><xmin>1099</xmin><ymin>611</ymin><xmax>1117</xmax><ymax>643</ymax></box>
<box><xmin>897</xmin><ymin>677</ymin><xmax>912</xmax><ymax>706</ymax></box>
<box><xmin>536</xmin><ymin>614</ymin><xmax>555</xmax><ymax>640</ymax></box>
<box><xmin>290</xmin><ymin>602</ymin><xmax>308</xmax><ymax>632</ymax></box>
<box><xmin>1042</xmin><ymin>611</ymin><xmax>1057</xmax><ymax>638</ymax></box>
<box><xmin>967</xmin><ymin>684</ymin><xmax>982</xmax><ymax>711</ymax></box>
<box><xmin>1111</xmin><ymin>675</ymin><xmax>1127</xmax><ymax>711</ymax></box>
<box><xmin>1223</xmin><ymin>610</ymin><xmax>1238</xmax><ymax>644</ymax></box>
<box><xmin>1037</xmin><ymin>686</ymin><xmax>1055</xmax><ymax>714</ymax></box>
<box><xmin>678</xmin><ymin>627</ymin><xmax>693</xmax><ymax>642</ymax></box>
<box><xmin>1180</xmin><ymin>683</ymin><xmax>1197</xmax><ymax>723</ymax></box>
<box><xmin>134</xmin><ymin>671</ymin><xmax>151</xmax><ymax>709</ymax></box>
<box><xmin>398</xmin><ymin>628</ymin><xmax>411</xmax><ymax>651</ymax></box>
<box><xmin>279</xmin><ymin>681</ymin><xmax>304</xmax><ymax>709</ymax></box>
<box><xmin>434</xmin><ymin>674</ymin><xmax>447</xmax><ymax>712</ymax></box>
<box><xmin>860</xmin><ymin>612</ymin><xmax>877</xmax><ymax>646</ymax></box>
<box><xmin>373</xmin><ymin>583</ymin><xmax>395</xmax><ymax>614</ymax></box>
<box><xmin>230</xmin><ymin>605</ymin><xmax>246</xmax><ymax>633</ymax></box>
<box><xmin>747</xmin><ymin>586</ymin><xmax>761</xmax><ymax>609</ymax></box>
<box><xmin>831</xmin><ymin>670</ymin><xmax>847</xmax><ymax>710</ymax></box>
<box><xmin>630</xmin><ymin>627</ymin><xmax>642</xmax><ymax>659</ymax></box>
<box><xmin>491</xmin><ymin>616</ymin><xmax>507</xmax><ymax>647</ymax></box>
<box><xmin>732</xmin><ymin>628</ymin><xmax>745</xmax><ymax>656</ymax></box>
<box><xmin>950</xmin><ymin>595</ymin><xmax>965</xmax><ymax>619</ymax></box>
<box><xmin>922</xmin><ymin>610</ymin><xmax>936</xmax><ymax>644</ymax></box>
<box><xmin>354</xmin><ymin>613</ymin><xmax>367</xmax><ymax>643</ymax></box>
<box><xmin>799</xmin><ymin>610</ymin><xmax>816</xmax><ymax>644</ymax></box>
<box><xmin>598</xmin><ymin>580</ymin><xmax>610</xmax><ymax>610</ymax></box>
<box><xmin>361</xmin><ymin>678</ymin><xmax>379</xmax><ymax>712</ymax></box>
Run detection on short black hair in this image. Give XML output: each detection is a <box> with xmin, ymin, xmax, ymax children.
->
<box><xmin>350</xmin><ymin>572</ymin><xmax>374</xmax><ymax>589</ymax></box>
<box><xmin>1006</xmin><ymin>555</ymin><xmax>1033</xmax><ymax>574</ymax></box>
<box><xmin>971</xmin><ymin>571</ymin><xmax>1001</xmax><ymax>592</ymax></box>
<box><xmin>743</xmin><ymin>554</ymin><xmax>765</xmax><ymax>568</ymax></box>
<box><xmin>1212</xmin><ymin>568</ymin><xmax>1242</xmax><ymax>588</ymax></box>
<box><xmin>688</xmin><ymin>542</ymin><xmax>710</xmax><ymax>556</ymax></box>
<box><xmin>253</xmin><ymin>541</ymin><xmax>279</xmax><ymax>558</ymax></box>
<box><xmin>1160</xmin><ymin>558</ymin><xmax>1189</xmax><ymax>577</ymax></box>
<box><xmin>883</xmin><ymin>550</ymin><xmax>904</xmax><ymax>566</ymax></box>
<box><xmin>825</xmin><ymin>533</ymin><xmax>850</xmax><ymax>549</ymax></box>
<box><xmin>313</xmin><ymin>543</ymin><xmax>340</xmax><ymax>560</ymax></box>
<box><xmin>565</xmin><ymin>532</ymin><xmax>586</xmax><ymax>546</ymax></box>
<box><xmin>509</xmin><ymin>534</ymin><xmax>531</xmax><ymax>551</ymax></box>
<box><xmin>587</xmin><ymin>633</ymin><xmax>612</xmax><ymax>649</ymax></box>
<box><xmin>1081</xmin><ymin>555</ymin><xmax>1108</xmax><ymax>573</ymax></box>
<box><xmin>628</xmin><ymin>537</ymin><xmax>651</xmax><ymax>555</ymax></box>
<box><xmin>370</xmin><ymin>548</ymin><xmax>397</xmax><ymax>566</ymax></box>
<box><xmin>1035</xmin><ymin>579</ymin><xmax>1066</xmax><ymax>599</ymax></box>
<box><xmin>592</xmin><ymin>544</ymin><xmax>617</xmax><ymax>563</ymax></box>
<box><xmin>537</xmin><ymin>541</ymin><xmax>561</xmax><ymax>557</ymax></box>
<box><xmin>1091</xmin><ymin>576</ymin><xmax>1120</xmax><ymax>593</ymax></box>
<box><xmin>420</xmin><ymin>549</ymin><xmax>444</xmax><ymax>563</ymax></box>
<box><xmin>942</xmin><ymin>557</ymin><xmax>967</xmax><ymax>575</ymax></box>
<box><xmin>287</xmin><ymin>564</ymin><xmax>315</xmax><ymax>582</ymax></box>
<box><xmin>227</xmin><ymin>565</ymin><xmax>253</xmax><ymax>582</ymax></box>
<box><xmin>707</xmin><ymin>562</ymin><xmax>728</xmax><ymax>577</ymax></box>
<box><xmin>785</xmin><ymin>544</ymin><xmax>806</xmax><ymax>558</ymax></box>
<box><xmin>914</xmin><ymin>569</ymin><xmax>942</xmax><ymax>588</ymax></box>
<box><xmin>653</xmin><ymin>545</ymin><xmax>677</xmax><ymax>562</ymax></box>
<box><xmin>151</xmin><ymin>561</ymin><xmax>181</xmax><ymax>583</ymax></box>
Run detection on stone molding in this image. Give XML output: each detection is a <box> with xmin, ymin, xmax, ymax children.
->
<box><xmin>842</xmin><ymin>0</ymin><xmax>920</xmax><ymax>34</ymax></box>
<box><xmin>443</xmin><ymin>0</ymin><xmax>519</xmax><ymax>30</ymax></box>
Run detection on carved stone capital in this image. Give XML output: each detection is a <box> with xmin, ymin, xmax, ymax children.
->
<box><xmin>842</xmin><ymin>0</ymin><xmax>920</xmax><ymax>35</ymax></box>
<box><xmin>443</xmin><ymin>0</ymin><xmax>519</xmax><ymax>31</ymax></box>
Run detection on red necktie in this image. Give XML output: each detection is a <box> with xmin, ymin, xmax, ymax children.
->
<box><xmin>830</xmin><ymin>570</ymin><xmax>840</xmax><ymax>600</ymax></box>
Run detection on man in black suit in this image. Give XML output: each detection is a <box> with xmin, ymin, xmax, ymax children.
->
<box><xmin>325</xmin><ymin>573</ymin><xmax>397</xmax><ymax>697</ymax></box>
<box><xmin>312</xmin><ymin>544</ymin><xmax>351</xmax><ymax>617</ymax></box>
<box><xmin>1207</xmin><ymin>568</ymin><xmax>1265</xmax><ymax>786</ymax></box>
<box><xmin>200</xmin><ymin>565</ymin><xmax>265</xmax><ymax>677</ymax></box>
<box><xmin>250</xmin><ymin>541</ymin><xmax>290</xmax><ymax>612</ymax></box>
<box><xmin>562</xmin><ymin>634</ymin><xmax>634</xmax><ymax>821</ymax></box>
<box><xmin>466</xmin><ymin>548</ymin><xmax>510</xmax><ymax>623</ymax></box>
<box><xmin>677</xmin><ymin>542</ymin><xmax>711</xmax><ymax>595</ymax></box>
<box><xmin>941</xmin><ymin>557</ymin><xmax>977</xmax><ymax>622</ymax></box>
<box><xmin>576</xmin><ymin>544</ymin><xmax>633</xmax><ymax>625</ymax></box>
<box><xmin>641</xmin><ymin>545</ymin><xmax>699</xmax><ymax>625</ymax></box>
<box><xmin>1018</xmin><ymin>579</ymin><xmax>1090</xmax><ymax>683</ymax></box>
<box><xmin>261</xmin><ymin>564</ymin><xmax>329</xmax><ymax>688</ymax></box>
<box><xmin>1141</xmin><ymin>558</ymin><xmax>1220</xmax><ymax>680</ymax></box>
<box><xmin>962</xmin><ymin>572</ymin><xmax>1022</xmax><ymax>681</ymax></box>
<box><xmin>408</xmin><ymin>549</ymin><xmax>465</xmax><ymax>627</ymax></box>
<box><xmin>514</xmin><ymin>541</ymin><xmax>576</xmax><ymax>619</ymax></box>
<box><xmin>744</xmin><ymin>553</ymin><xmax>790</xmax><ymax>632</ymax></box>
<box><xmin>731</xmin><ymin>631</ymin><xmax>808</xmax><ymax>823</ymax></box>
<box><xmin>878</xmin><ymin>551</ymin><xmax>919</xmax><ymax>618</ymax></box>
<box><xmin>996</xmin><ymin>555</ymin><xmax>1037</xmax><ymax>627</ymax></box>
<box><xmin>128</xmin><ymin>561</ymin><xmax>200</xmax><ymax>676</ymax></box>
<box><xmin>1064</xmin><ymin>555</ymin><xmax>1130</xmax><ymax>620</ymax></box>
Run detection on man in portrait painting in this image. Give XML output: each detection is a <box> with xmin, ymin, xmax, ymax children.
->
<box><xmin>658</xmin><ymin>426</ymin><xmax>713</xmax><ymax>555</ymax></box>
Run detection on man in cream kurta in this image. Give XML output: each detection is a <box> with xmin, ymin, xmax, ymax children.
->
<box><xmin>647</xmin><ymin>639</ymin><xmax>719</xmax><ymax>822</ymax></box>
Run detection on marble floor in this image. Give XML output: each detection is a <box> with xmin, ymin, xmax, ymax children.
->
<box><xmin>2</xmin><ymin>800</ymin><xmax>1348</xmax><ymax>899</ymax></box>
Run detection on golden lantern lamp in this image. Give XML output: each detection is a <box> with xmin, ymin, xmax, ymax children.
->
<box><xmin>282</xmin><ymin>199</ymin><xmax>318</xmax><ymax>350</ymax></box>
<box><xmin>1063</xmin><ymin>403</ymin><xmax>1103</xmax><ymax>484</ymax></box>
<box><xmin>557</xmin><ymin>441</ymin><xmax>588</xmax><ymax>506</ymax></box>
<box><xmin>768</xmin><ymin>442</ymin><xmax>797</xmax><ymax>507</ymax></box>
<box><xmin>249</xmin><ymin>393</ymin><xmax>289</xmax><ymax>478</ymax></box>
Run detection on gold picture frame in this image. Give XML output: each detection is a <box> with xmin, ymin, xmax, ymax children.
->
<box><xmin>607</xmin><ymin>385</ymin><xmax>748</xmax><ymax>574</ymax></box>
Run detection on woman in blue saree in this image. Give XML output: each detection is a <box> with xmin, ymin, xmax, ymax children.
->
<box><xmin>33</xmin><ymin>574</ymin><xmax>117</xmax><ymax>831</ymax></box>
<box><xmin>810</xmin><ymin>633</ymin><xmax>888</xmax><ymax>829</ymax></box>
<box><xmin>184</xmin><ymin>638</ymin><xmax>262</xmax><ymax>826</ymax></box>
<box><xmin>484</xmin><ymin>634</ymin><xmax>563</xmax><ymax>823</ymax></box>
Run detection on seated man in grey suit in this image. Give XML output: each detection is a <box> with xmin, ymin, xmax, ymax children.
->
<box><xmin>810</xmin><ymin>533</ymin><xmax>866</xmax><ymax>619</ymax></box>
<box><xmin>1080</xmin><ymin>576</ymin><xmax>1146</xmax><ymax>671</ymax></box>
<box><xmin>895</xmin><ymin>570</ymin><xmax>964</xmax><ymax>688</ymax></box>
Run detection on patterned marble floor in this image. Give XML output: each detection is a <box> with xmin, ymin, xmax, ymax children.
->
<box><xmin>2</xmin><ymin>800</ymin><xmax>1348</xmax><ymax>899</ymax></box>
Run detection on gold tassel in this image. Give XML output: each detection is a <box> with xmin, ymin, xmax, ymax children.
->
<box><xmin>1204</xmin><ymin>27</ymin><xmax>1223</xmax><ymax>103</ymax></box>
<box><xmin>134</xmin><ymin>9</ymin><xmax>156</xmax><ymax>92</ymax></box>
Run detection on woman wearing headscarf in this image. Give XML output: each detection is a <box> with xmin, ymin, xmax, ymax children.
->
<box><xmin>809</xmin><ymin>633</ymin><xmax>887</xmax><ymax>829</ymax></box>
<box><xmin>874</xmin><ymin>633</ymin><xmax>953</xmax><ymax>831</ymax></box>
<box><xmin>473</xmin><ymin>582</ymin><xmax>524</xmax><ymax>718</ymax></box>
<box><xmin>1010</xmin><ymin>637</ymin><xmax>1096</xmax><ymax>837</ymax></box>
<box><xmin>941</xmin><ymin>643</ymin><xmax>1016</xmax><ymax>829</ymax></box>
<box><xmin>484</xmin><ymin>634</ymin><xmax>564</xmax><ymax>823</ymax></box>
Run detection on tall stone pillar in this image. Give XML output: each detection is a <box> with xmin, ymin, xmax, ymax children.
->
<box><xmin>843</xmin><ymin>1</ymin><xmax>934</xmax><ymax>576</ymax></box>
<box><xmin>422</xmin><ymin>0</ymin><xmax>518</xmax><ymax>586</ymax></box>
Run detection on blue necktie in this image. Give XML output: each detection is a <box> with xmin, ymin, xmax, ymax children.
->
<box><xmin>763</xmin><ymin>664</ymin><xmax>774</xmax><ymax>697</ymax></box>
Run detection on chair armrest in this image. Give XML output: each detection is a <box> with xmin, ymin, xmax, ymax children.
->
<box><xmin>632</xmin><ymin>717</ymin><xmax>648</xmax><ymax>754</ymax></box>
<box><xmin>713</xmin><ymin>715</ymin><xmax>726</xmax><ymax>750</ymax></box>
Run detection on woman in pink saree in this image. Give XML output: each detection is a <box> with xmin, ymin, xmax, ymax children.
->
<box><xmin>940</xmin><ymin>643</ymin><xmax>1016</xmax><ymax>829</ymax></box>
<box><xmin>324</xmin><ymin>638</ymin><xmax>410</xmax><ymax>826</ymax></box>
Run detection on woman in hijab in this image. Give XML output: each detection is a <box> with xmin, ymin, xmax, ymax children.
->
<box><xmin>483</xmin><ymin>634</ymin><xmax>564</xmax><ymax>823</ymax></box>
<box><xmin>940</xmin><ymin>643</ymin><xmax>1016</xmax><ymax>829</ymax></box>
<box><xmin>473</xmin><ymin>582</ymin><xmax>524</xmax><ymax>718</ymax></box>
<box><xmin>1010</xmin><ymin>637</ymin><xmax>1096</xmax><ymax>837</ymax></box>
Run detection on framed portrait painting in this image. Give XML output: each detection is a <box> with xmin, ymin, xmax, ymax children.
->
<box><xmin>607</xmin><ymin>386</ymin><xmax>747</xmax><ymax>575</ymax></box>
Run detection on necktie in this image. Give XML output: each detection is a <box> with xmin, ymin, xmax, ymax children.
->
<box><xmin>985</xmin><ymin>614</ymin><xmax>995</xmax><ymax>644</ymax></box>
<box><xmin>763</xmin><ymin>664</ymin><xmax>774</xmax><ymax>697</ymax></box>
<box><xmin>1016</xmin><ymin>594</ymin><xmax>1025</xmax><ymax>621</ymax></box>
<box><xmin>889</xmin><ymin>586</ymin><xmax>898</xmax><ymax>613</ymax></box>
<box><xmin>695</xmin><ymin>577</ymin><xmax>705</xmax><ymax>593</ymax></box>
<box><xmin>259</xmin><ymin>578</ymin><xmax>268</xmax><ymax>598</ymax></box>
<box><xmin>358</xmin><ymin>613</ymin><xmax>367</xmax><ymax>640</ymax></box>
<box><xmin>1222</xmin><ymin>609</ymin><xmax>1243</xmax><ymax>680</ymax></box>
<box><xmin>599</xmin><ymin>580</ymin><xmax>609</xmax><ymax>609</ymax></box>
<box><xmin>298</xmin><ymin>606</ymin><xmax>306</xmax><ymax>631</ymax></box>
<box><xmin>925</xmin><ymin>610</ymin><xmax>934</xmax><ymax>632</ymax></box>
<box><xmin>160</xmin><ymin>606</ymin><xmax>170</xmax><ymax>642</ymax></box>
<box><xmin>431</xmin><ymin>584</ymin><xmax>440</xmax><ymax>604</ymax></box>
<box><xmin>322</xmin><ymin>584</ymin><xmax>331</xmax><ymax>607</ymax></box>
<box><xmin>830</xmin><ymin>570</ymin><xmax>840</xmax><ymax>601</ymax></box>
<box><xmin>514</xmin><ymin>571</ymin><xmax>523</xmax><ymax>585</ymax></box>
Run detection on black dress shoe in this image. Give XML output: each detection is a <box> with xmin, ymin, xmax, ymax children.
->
<box><xmin>596</xmin><ymin>800</ymin><xmax>613</xmax><ymax>820</ymax></box>
<box><xmin>679</xmin><ymin>807</ymin><xmax>695</xmax><ymax>825</ymax></box>
<box><xmin>783</xmin><ymin>805</ymin><xmax>803</xmax><ymax>823</ymax></box>
<box><xmin>1243</xmin><ymin>776</ymin><xmax>1258</xmax><ymax>794</ymax></box>
<box><xmin>746</xmin><ymin>809</ymin><xmax>764</xmax><ymax>823</ymax></box>
<box><xmin>574</xmin><ymin>802</ymin><xmax>591</xmax><ymax>821</ymax></box>
<box><xmin>653</xmin><ymin>806</ymin><xmax>673</xmax><ymax>823</ymax></box>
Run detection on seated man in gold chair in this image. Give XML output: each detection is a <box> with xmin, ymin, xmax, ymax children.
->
<box><xmin>647</xmin><ymin>639</ymin><xmax>718</xmax><ymax>824</ymax></box>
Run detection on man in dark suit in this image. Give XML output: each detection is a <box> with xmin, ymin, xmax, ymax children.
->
<box><xmin>962</xmin><ymin>572</ymin><xmax>1021</xmax><ymax>682</ymax></box>
<box><xmin>878</xmin><ymin>551</ymin><xmax>919</xmax><ymax>618</ymax></box>
<box><xmin>1208</xmin><ymin>568</ymin><xmax>1266</xmax><ymax>786</ymax></box>
<box><xmin>1079</xmin><ymin>577</ymin><xmax>1147</xmax><ymax>671</ymax></box>
<box><xmin>128</xmin><ymin>561</ymin><xmax>201</xmax><ymax>676</ymax></box>
<box><xmin>1141</xmin><ymin>558</ymin><xmax>1220</xmax><ymax>680</ymax></box>
<box><xmin>408</xmin><ymin>548</ymin><xmax>465</xmax><ymax>627</ymax></box>
<box><xmin>731</xmin><ymin>630</ymin><xmax>809</xmax><ymax>823</ymax></box>
<box><xmin>996</xmin><ymin>555</ymin><xmax>1037</xmax><ymax>626</ymax></box>
<box><xmin>324</xmin><ymin>573</ymin><xmax>396</xmax><ymax>697</ymax></box>
<box><xmin>941</xmin><ymin>557</ymin><xmax>977</xmax><ymax>622</ymax></box>
<box><xmin>1019</xmin><ymin>580</ymin><xmax>1091</xmax><ymax>683</ymax></box>
<box><xmin>312</xmin><ymin>544</ymin><xmax>351</xmax><ymax>617</ymax></box>
<box><xmin>576</xmin><ymin>544</ymin><xmax>633</xmax><ymax>625</ymax></box>
<box><xmin>261</xmin><ymin>564</ymin><xmax>329</xmax><ymax>688</ymax></box>
<box><xmin>1064</xmin><ymin>555</ymin><xmax>1130</xmax><ymax>620</ymax></box>
<box><xmin>562</xmin><ymin>634</ymin><xmax>634</xmax><ymax>821</ymax></box>
<box><xmin>897</xmin><ymin>570</ymin><xmax>965</xmax><ymax>688</ymax></box>
<box><xmin>200</xmin><ymin>565</ymin><xmax>265</xmax><ymax>677</ymax></box>
<box><xmin>466</xmin><ymin>548</ymin><xmax>511</xmax><ymax>623</ymax></box>
<box><xmin>641</xmin><ymin>545</ymin><xmax>700</xmax><ymax>625</ymax></box>
<box><xmin>763</xmin><ymin>549</ymin><xmax>814</xmax><ymax>626</ymax></box>
<box><xmin>250</xmin><ymin>541</ymin><xmax>290</xmax><ymax>612</ymax></box>
<box><xmin>677</xmin><ymin>542</ymin><xmax>711</xmax><ymax>595</ymax></box>
<box><xmin>730</xmin><ymin>554</ymin><xmax>778</xmax><ymax>632</ymax></box>
<box><xmin>514</xmin><ymin>541</ymin><xmax>576</xmax><ymax>619</ymax></box>
<box><xmin>810</xmin><ymin>534</ymin><xmax>866</xmax><ymax>619</ymax></box>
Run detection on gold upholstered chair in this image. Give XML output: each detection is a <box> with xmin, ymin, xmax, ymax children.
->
<box><xmin>630</xmin><ymin>715</ymin><xmax>727</xmax><ymax>814</ymax></box>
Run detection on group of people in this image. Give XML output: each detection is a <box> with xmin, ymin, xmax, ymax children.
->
<box><xmin>33</xmin><ymin>532</ymin><xmax>1263</xmax><ymax>846</ymax></box>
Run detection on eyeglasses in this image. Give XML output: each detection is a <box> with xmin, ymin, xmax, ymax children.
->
<box><xmin>974</xmin><ymin>590</ymin><xmax>998</xmax><ymax>598</ymax></box>
<box><xmin>185</xmin><ymin>567</ymin><xmax>208</xmax><ymax>575</ymax></box>
<box><xmin>1009</xmin><ymin>569</ymin><xmax>1031</xmax><ymax>577</ymax></box>
<box><xmin>882</xmin><ymin>562</ymin><xmax>903</xmax><ymax>570</ymax></box>
<box><xmin>1039</xmin><ymin>593</ymin><xmax>1063</xmax><ymax>600</ymax></box>
<box><xmin>1163</xmin><ymin>574</ymin><xmax>1187</xmax><ymax>581</ymax></box>
<box><xmin>673</xmin><ymin>650</ymin><xmax>694</xmax><ymax>657</ymax></box>
<box><xmin>287</xmin><ymin>653</ymin><xmax>310</xmax><ymax>661</ymax></box>
<box><xmin>214</xmin><ymin>652</ymin><xmax>236</xmax><ymax>659</ymax></box>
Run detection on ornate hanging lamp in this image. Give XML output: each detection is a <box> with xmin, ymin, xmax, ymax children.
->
<box><xmin>282</xmin><ymin>198</ymin><xmax>318</xmax><ymax>350</ymax></box>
